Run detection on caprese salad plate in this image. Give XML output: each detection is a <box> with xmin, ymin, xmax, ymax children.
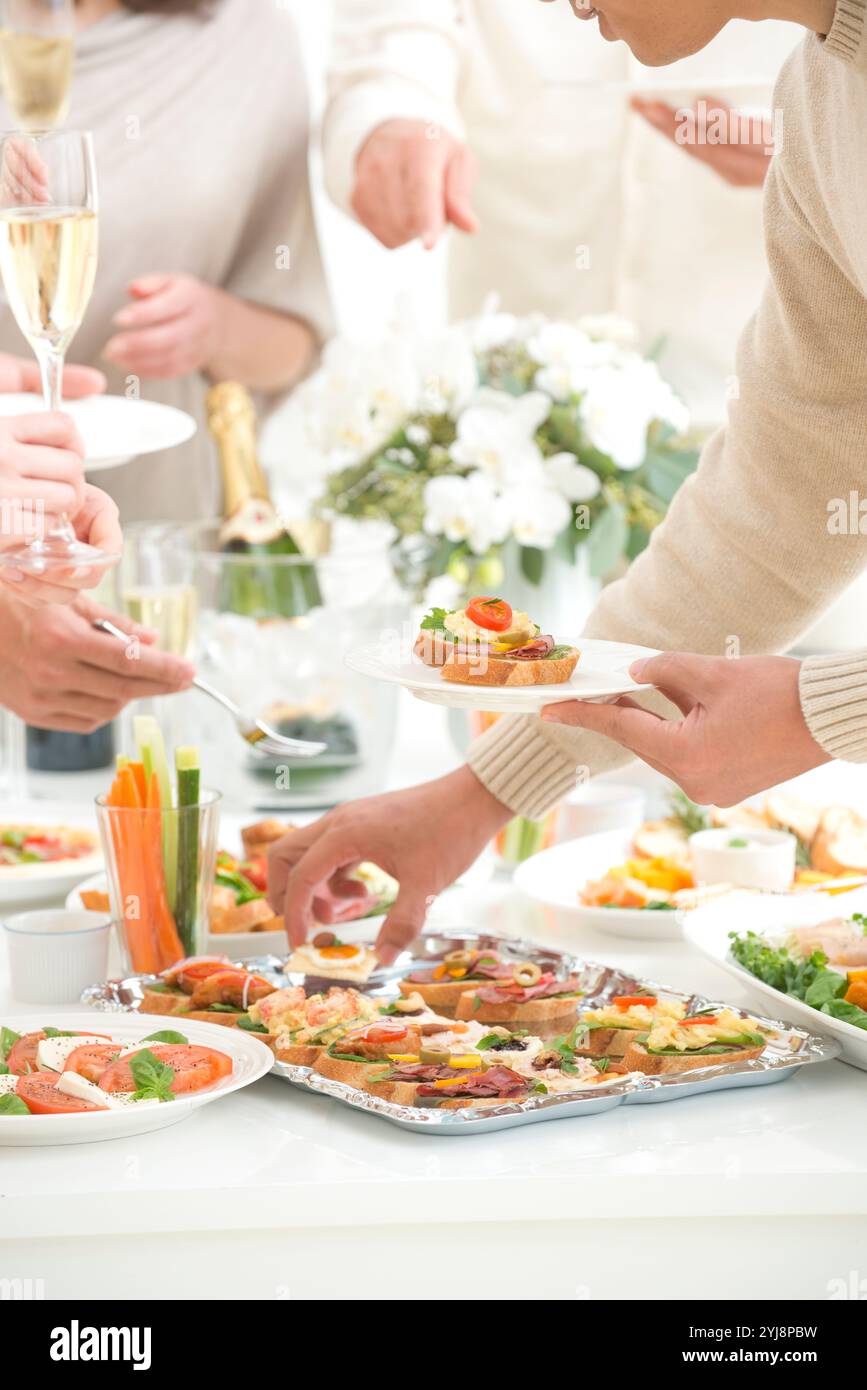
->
<box><xmin>0</xmin><ymin>1012</ymin><xmax>273</xmax><ymax>1146</ymax></box>
<box><xmin>0</xmin><ymin>820</ymin><xmax>103</xmax><ymax>906</ymax></box>
<box><xmin>346</xmin><ymin>634</ymin><xmax>659</xmax><ymax>715</ymax></box>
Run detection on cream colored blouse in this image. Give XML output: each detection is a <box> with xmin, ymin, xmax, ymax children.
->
<box><xmin>0</xmin><ymin>0</ymin><xmax>333</xmax><ymax>522</ymax></box>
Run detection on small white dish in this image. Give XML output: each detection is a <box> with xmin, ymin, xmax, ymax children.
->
<box><xmin>0</xmin><ymin>1012</ymin><xmax>273</xmax><ymax>1146</ymax></box>
<box><xmin>514</xmin><ymin>830</ymin><xmax>686</xmax><ymax>943</ymax></box>
<box><xmin>0</xmin><ymin>393</ymin><xmax>196</xmax><ymax>471</ymax></box>
<box><xmin>556</xmin><ymin>782</ymin><xmax>646</xmax><ymax>843</ymax></box>
<box><xmin>689</xmin><ymin>827</ymin><xmax>796</xmax><ymax>892</ymax></box>
<box><xmin>3</xmin><ymin>910</ymin><xmax>111</xmax><ymax>1005</ymax></box>
<box><xmin>345</xmin><ymin>637</ymin><xmax>659</xmax><ymax>716</ymax></box>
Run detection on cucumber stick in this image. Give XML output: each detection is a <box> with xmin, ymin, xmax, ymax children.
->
<box><xmin>133</xmin><ymin>716</ymin><xmax>177</xmax><ymax>912</ymax></box>
<box><xmin>175</xmin><ymin>747</ymin><xmax>201</xmax><ymax>955</ymax></box>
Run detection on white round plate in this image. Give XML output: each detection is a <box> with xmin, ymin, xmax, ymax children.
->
<box><xmin>683</xmin><ymin>888</ymin><xmax>867</xmax><ymax>1071</ymax></box>
<box><xmin>0</xmin><ymin>817</ymin><xmax>102</xmax><ymax>906</ymax></box>
<box><xmin>0</xmin><ymin>393</ymin><xmax>196</xmax><ymax>471</ymax></box>
<box><xmin>514</xmin><ymin>829</ymin><xmax>686</xmax><ymax>942</ymax></box>
<box><xmin>66</xmin><ymin>872</ymin><xmax>386</xmax><ymax>962</ymax></box>
<box><xmin>346</xmin><ymin>637</ymin><xmax>659</xmax><ymax>715</ymax></box>
<box><xmin>0</xmin><ymin>1011</ymin><xmax>273</xmax><ymax>1146</ymax></box>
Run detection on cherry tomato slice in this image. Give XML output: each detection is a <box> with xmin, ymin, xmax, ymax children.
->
<box><xmin>63</xmin><ymin>1043</ymin><xmax>123</xmax><ymax>1083</ymax></box>
<box><xmin>98</xmin><ymin>1044</ymin><xmax>232</xmax><ymax>1095</ymax></box>
<box><xmin>352</xmin><ymin>1024</ymin><xmax>408</xmax><ymax>1045</ymax></box>
<box><xmin>465</xmin><ymin>597</ymin><xmax>513</xmax><ymax>633</ymax></box>
<box><xmin>16</xmin><ymin>1073</ymin><xmax>108</xmax><ymax>1115</ymax></box>
<box><xmin>612</xmin><ymin>995</ymin><xmax>658</xmax><ymax>1010</ymax></box>
<box><xmin>681</xmin><ymin>1015</ymin><xmax>721</xmax><ymax>1027</ymax></box>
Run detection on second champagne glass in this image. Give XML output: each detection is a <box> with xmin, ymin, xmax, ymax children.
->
<box><xmin>0</xmin><ymin>0</ymin><xmax>76</xmax><ymax>131</ymax></box>
<box><xmin>0</xmin><ymin>127</ymin><xmax>114</xmax><ymax>570</ymax></box>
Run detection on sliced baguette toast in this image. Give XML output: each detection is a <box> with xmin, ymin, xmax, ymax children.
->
<box><xmin>454</xmin><ymin>990</ymin><xmax>581</xmax><ymax>1037</ymax></box>
<box><xmin>575</xmin><ymin>1026</ymin><xmax>637</xmax><ymax>1058</ymax></box>
<box><xmin>621</xmin><ymin>1041</ymin><xmax>766</xmax><ymax>1075</ymax></box>
<box><xmin>810</xmin><ymin>805</ymin><xmax>867</xmax><ymax>876</ymax></box>
<box><xmin>313</xmin><ymin>1051</ymin><xmax>383</xmax><ymax>1089</ymax></box>
<box><xmin>398</xmin><ymin>977</ymin><xmax>477</xmax><ymax>1014</ymax></box>
<box><xmin>439</xmin><ymin>648</ymin><xmax>580</xmax><ymax>688</ymax></box>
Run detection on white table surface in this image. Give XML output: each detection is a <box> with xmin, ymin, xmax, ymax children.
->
<box><xmin>2</xmin><ymin>694</ymin><xmax>866</xmax><ymax>1300</ymax></box>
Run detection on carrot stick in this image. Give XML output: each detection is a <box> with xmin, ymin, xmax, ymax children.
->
<box><xmin>113</xmin><ymin>765</ymin><xmax>159</xmax><ymax>975</ymax></box>
<box><xmin>145</xmin><ymin>771</ymin><xmax>184</xmax><ymax>970</ymax></box>
<box><xmin>129</xmin><ymin>760</ymin><xmax>147</xmax><ymax>808</ymax></box>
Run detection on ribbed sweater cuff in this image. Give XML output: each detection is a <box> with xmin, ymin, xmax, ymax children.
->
<box><xmin>467</xmin><ymin>715</ymin><xmax>582</xmax><ymax>820</ymax></box>
<box><xmin>800</xmin><ymin>651</ymin><xmax>867</xmax><ymax>762</ymax></box>
<box><xmin>824</xmin><ymin>0</ymin><xmax>867</xmax><ymax>68</ymax></box>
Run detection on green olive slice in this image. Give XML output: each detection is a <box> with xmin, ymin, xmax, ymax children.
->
<box><xmin>513</xmin><ymin>961</ymin><xmax>542</xmax><ymax>987</ymax></box>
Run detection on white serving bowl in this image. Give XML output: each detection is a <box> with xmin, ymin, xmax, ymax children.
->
<box><xmin>689</xmin><ymin>827</ymin><xmax>797</xmax><ymax>892</ymax></box>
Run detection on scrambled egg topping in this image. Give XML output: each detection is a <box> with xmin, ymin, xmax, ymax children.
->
<box><xmin>443</xmin><ymin>608</ymin><xmax>536</xmax><ymax>649</ymax></box>
<box><xmin>646</xmin><ymin>1008</ymin><xmax>772</xmax><ymax>1053</ymax></box>
<box><xmin>249</xmin><ymin>986</ymin><xmax>380</xmax><ymax>1046</ymax></box>
<box><xmin>582</xmin><ymin>999</ymin><xmax>685</xmax><ymax>1030</ymax></box>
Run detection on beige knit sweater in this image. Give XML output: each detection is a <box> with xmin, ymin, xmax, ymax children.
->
<box><xmin>469</xmin><ymin>0</ymin><xmax>867</xmax><ymax>819</ymax></box>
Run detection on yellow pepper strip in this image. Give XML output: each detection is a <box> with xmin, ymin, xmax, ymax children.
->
<box><xmin>387</xmin><ymin>1053</ymin><xmax>419</xmax><ymax>1063</ymax></box>
<box><xmin>446</xmin><ymin>1054</ymin><xmax>483</xmax><ymax>1069</ymax></box>
<box><xmin>447</xmin><ymin>967</ymin><xmax>468</xmax><ymax>978</ymax></box>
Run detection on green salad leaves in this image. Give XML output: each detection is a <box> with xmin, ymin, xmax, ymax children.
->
<box><xmin>729</xmin><ymin>930</ymin><xmax>867</xmax><ymax>1031</ymax></box>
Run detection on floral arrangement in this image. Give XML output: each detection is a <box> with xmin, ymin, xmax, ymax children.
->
<box><xmin>300</xmin><ymin>305</ymin><xmax>699</xmax><ymax>596</ymax></box>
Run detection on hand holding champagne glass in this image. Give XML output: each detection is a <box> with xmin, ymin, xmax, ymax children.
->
<box><xmin>0</xmin><ymin>0</ymin><xmax>75</xmax><ymax>131</ymax></box>
<box><xmin>0</xmin><ymin>127</ymin><xmax>117</xmax><ymax>574</ymax></box>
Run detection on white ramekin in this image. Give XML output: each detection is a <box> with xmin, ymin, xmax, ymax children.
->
<box><xmin>2</xmin><ymin>909</ymin><xmax>112</xmax><ymax>1005</ymax></box>
<box><xmin>688</xmin><ymin>827</ymin><xmax>797</xmax><ymax>892</ymax></box>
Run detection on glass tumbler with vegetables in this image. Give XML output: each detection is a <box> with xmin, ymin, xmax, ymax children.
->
<box><xmin>95</xmin><ymin>717</ymin><xmax>220</xmax><ymax>973</ymax></box>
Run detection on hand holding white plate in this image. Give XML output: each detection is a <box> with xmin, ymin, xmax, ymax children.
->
<box><xmin>0</xmin><ymin>392</ymin><xmax>196</xmax><ymax>471</ymax></box>
<box><xmin>346</xmin><ymin>636</ymin><xmax>659</xmax><ymax>716</ymax></box>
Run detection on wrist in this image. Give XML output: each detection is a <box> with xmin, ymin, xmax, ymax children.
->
<box><xmin>448</xmin><ymin>764</ymin><xmax>512</xmax><ymax>836</ymax></box>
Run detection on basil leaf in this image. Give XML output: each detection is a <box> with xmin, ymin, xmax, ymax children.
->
<box><xmin>128</xmin><ymin>1048</ymin><xmax>175</xmax><ymax>1103</ymax></box>
<box><xmin>142</xmin><ymin>1030</ymin><xmax>189</xmax><ymax>1045</ymax></box>
<box><xmin>0</xmin><ymin>1026</ymin><xmax>20</xmax><ymax>1061</ymax></box>
<box><xmin>236</xmin><ymin>1015</ymin><xmax>268</xmax><ymax>1034</ymax></box>
<box><xmin>0</xmin><ymin>1093</ymin><xmax>29</xmax><ymax>1116</ymax></box>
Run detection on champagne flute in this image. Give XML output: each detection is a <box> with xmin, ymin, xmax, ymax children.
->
<box><xmin>0</xmin><ymin>0</ymin><xmax>75</xmax><ymax>131</ymax></box>
<box><xmin>0</xmin><ymin>127</ymin><xmax>114</xmax><ymax>571</ymax></box>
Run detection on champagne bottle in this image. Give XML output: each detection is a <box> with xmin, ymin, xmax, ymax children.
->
<box><xmin>207</xmin><ymin>381</ymin><xmax>322</xmax><ymax>617</ymax></box>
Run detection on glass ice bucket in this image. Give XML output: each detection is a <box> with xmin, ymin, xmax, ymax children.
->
<box><xmin>174</xmin><ymin>520</ymin><xmax>407</xmax><ymax>813</ymax></box>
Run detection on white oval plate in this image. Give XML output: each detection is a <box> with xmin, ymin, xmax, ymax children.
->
<box><xmin>66</xmin><ymin>872</ymin><xmax>388</xmax><ymax>963</ymax></box>
<box><xmin>0</xmin><ymin>1011</ymin><xmax>273</xmax><ymax>1145</ymax></box>
<box><xmin>514</xmin><ymin>829</ymin><xmax>686</xmax><ymax>942</ymax></box>
<box><xmin>0</xmin><ymin>837</ymin><xmax>103</xmax><ymax>907</ymax></box>
<box><xmin>683</xmin><ymin>888</ymin><xmax>867</xmax><ymax>1071</ymax></box>
<box><xmin>0</xmin><ymin>393</ymin><xmax>196</xmax><ymax>471</ymax></box>
<box><xmin>346</xmin><ymin>637</ymin><xmax>658</xmax><ymax>715</ymax></box>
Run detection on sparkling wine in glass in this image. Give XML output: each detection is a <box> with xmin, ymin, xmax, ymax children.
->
<box><xmin>0</xmin><ymin>128</ymin><xmax>114</xmax><ymax>571</ymax></box>
<box><xmin>0</xmin><ymin>0</ymin><xmax>75</xmax><ymax>131</ymax></box>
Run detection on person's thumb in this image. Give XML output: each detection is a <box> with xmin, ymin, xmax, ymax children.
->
<box><xmin>374</xmin><ymin>887</ymin><xmax>429</xmax><ymax>965</ymax></box>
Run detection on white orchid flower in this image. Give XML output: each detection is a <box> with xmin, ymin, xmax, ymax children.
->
<box><xmin>501</xmin><ymin>483</ymin><xmax>573</xmax><ymax>549</ymax></box>
<box><xmin>451</xmin><ymin>389</ymin><xmax>550</xmax><ymax>486</ymax></box>
<box><xmin>579</xmin><ymin>358</ymin><xmax>689</xmax><ymax>471</ymax></box>
<box><xmin>528</xmin><ymin>322</ymin><xmax>619</xmax><ymax>402</ymax></box>
<box><xmin>423</xmin><ymin>472</ymin><xmax>512</xmax><ymax>555</ymax></box>
<box><xmin>545</xmin><ymin>452</ymin><xmax>602</xmax><ymax>503</ymax></box>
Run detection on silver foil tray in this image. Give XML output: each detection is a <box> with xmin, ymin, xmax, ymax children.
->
<box><xmin>82</xmin><ymin>932</ymin><xmax>842</xmax><ymax>1136</ymax></box>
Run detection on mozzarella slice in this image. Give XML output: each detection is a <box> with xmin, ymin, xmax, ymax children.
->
<box><xmin>36</xmin><ymin>1034</ymin><xmax>112</xmax><ymax>1073</ymax></box>
<box><xmin>55</xmin><ymin>1071</ymin><xmax>117</xmax><ymax>1108</ymax></box>
<box><xmin>0</xmin><ymin>1074</ymin><xmax>20</xmax><ymax>1095</ymax></box>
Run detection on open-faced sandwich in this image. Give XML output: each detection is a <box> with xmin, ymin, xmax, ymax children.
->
<box><xmin>414</xmin><ymin>596</ymin><xmax>580</xmax><ymax>688</ymax></box>
<box><xmin>453</xmin><ymin>961</ymin><xmax>585</xmax><ymax>1036</ymax></box>
<box><xmin>620</xmin><ymin>1007</ymin><xmax>776</xmax><ymax>1074</ymax></box>
<box><xmin>139</xmin><ymin>957</ymin><xmax>276</xmax><ymax>1028</ymax></box>
<box><xmin>283</xmin><ymin>931</ymin><xmax>379</xmax><ymax>983</ymax></box>
<box><xmin>399</xmin><ymin>947</ymin><xmax>531</xmax><ymax>1014</ymax></box>
<box><xmin>576</xmin><ymin>993</ymin><xmax>687</xmax><ymax>1057</ymax></box>
<box><xmin>247</xmin><ymin>986</ymin><xmax>381</xmax><ymax>1065</ymax></box>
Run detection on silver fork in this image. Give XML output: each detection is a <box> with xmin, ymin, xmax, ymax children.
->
<box><xmin>92</xmin><ymin>617</ymin><xmax>327</xmax><ymax>759</ymax></box>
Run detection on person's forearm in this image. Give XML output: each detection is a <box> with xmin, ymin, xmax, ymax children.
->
<box><xmin>205</xmin><ymin>292</ymin><xmax>316</xmax><ymax>393</ymax></box>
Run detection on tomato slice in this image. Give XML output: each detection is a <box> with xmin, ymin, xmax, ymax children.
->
<box><xmin>465</xmin><ymin>597</ymin><xmax>513</xmax><ymax>633</ymax></box>
<box><xmin>6</xmin><ymin>1031</ymin><xmax>45</xmax><ymax>1075</ymax></box>
<box><xmin>98</xmin><ymin>1044</ymin><xmax>233</xmax><ymax>1095</ymax></box>
<box><xmin>354</xmin><ymin>1024</ymin><xmax>408</xmax><ymax>1045</ymax></box>
<box><xmin>612</xmin><ymin>995</ymin><xmax>658</xmax><ymax>1010</ymax></box>
<box><xmin>63</xmin><ymin>1043</ymin><xmax>123</xmax><ymax>1083</ymax></box>
<box><xmin>16</xmin><ymin>1073</ymin><xmax>108</xmax><ymax>1115</ymax></box>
